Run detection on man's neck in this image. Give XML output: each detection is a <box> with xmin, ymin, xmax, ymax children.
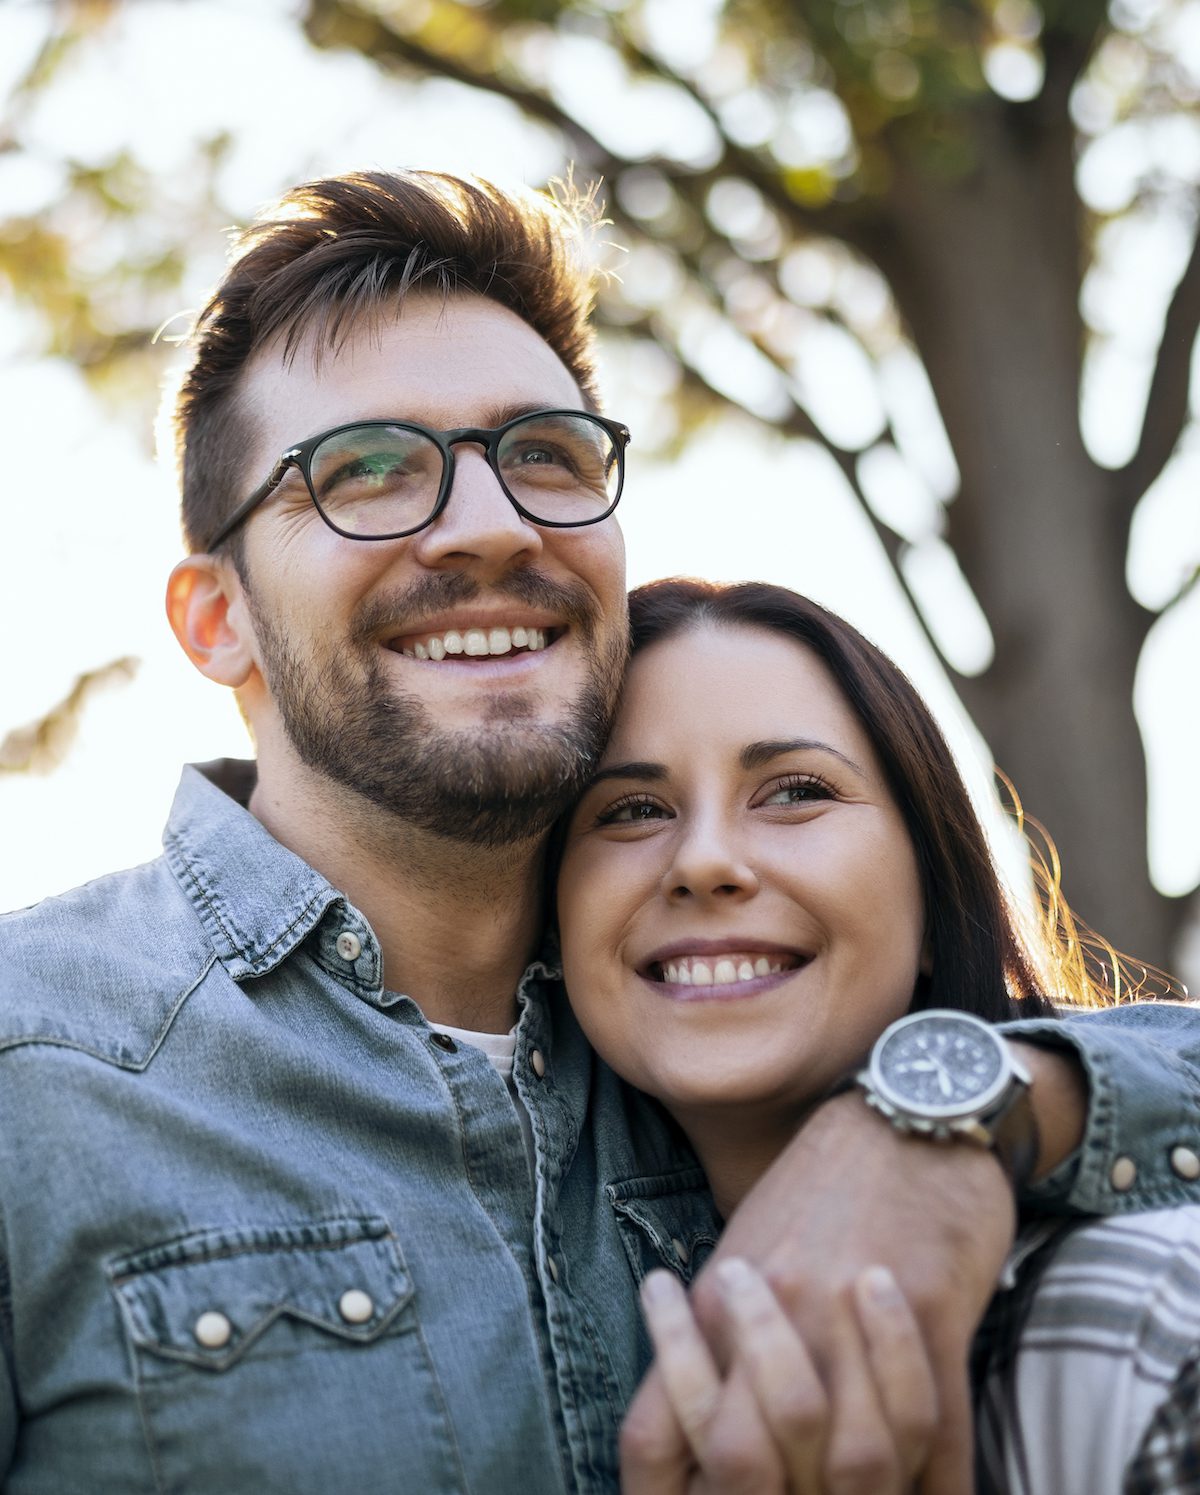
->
<box><xmin>248</xmin><ymin>758</ymin><xmax>546</xmax><ymax>1033</ymax></box>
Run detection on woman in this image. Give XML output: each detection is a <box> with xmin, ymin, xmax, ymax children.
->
<box><xmin>556</xmin><ymin>578</ymin><xmax>1199</xmax><ymax>1495</ymax></box>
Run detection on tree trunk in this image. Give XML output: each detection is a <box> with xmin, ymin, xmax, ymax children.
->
<box><xmin>860</xmin><ymin>102</ymin><xmax>1184</xmax><ymax>973</ymax></box>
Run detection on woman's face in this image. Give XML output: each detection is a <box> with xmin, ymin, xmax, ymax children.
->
<box><xmin>557</xmin><ymin>621</ymin><xmax>926</xmax><ymax>1122</ymax></box>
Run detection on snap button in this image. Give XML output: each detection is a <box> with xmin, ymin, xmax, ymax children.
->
<box><xmin>194</xmin><ymin>1310</ymin><xmax>233</xmax><ymax>1349</ymax></box>
<box><xmin>1110</xmin><ymin>1156</ymin><xmax>1138</xmax><ymax>1192</ymax></box>
<box><xmin>547</xmin><ymin>1255</ymin><xmax>559</xmax><ymax>1284</ymax></box>
<box><xmin>671</xmin><ymin>1237</ymin><xmax>690</xmax><ymax>1266</ymax></box>
<box><xmin>431</xmin><ymin>1032</ymin><xmax>457</xmax><ymax>1053</ymax></box>
<box><xmin>1170</xmin><ymin>1146</ymin><xmax>1200</xmax><ymax>1181</ymax></box>
<box><xmin>335</xmin><ymin>930</ymin><xmax>362</xmax><ymax>962</ymax></box>
<box><xmin>530</xmin><ymin>1048</ymin><xmax>546</xmax><ymax>1079</ymax></box>
<box><xmin>338</xmin><ymin>1288</ymin><xmax>375</xmax><ymax>1324</ymax></box>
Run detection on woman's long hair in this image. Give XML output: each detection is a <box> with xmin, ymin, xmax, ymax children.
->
<box><xmin>628</xmin><ymin>579</ymin><xmax>1168</xmax><ymax>1020</ymax></box>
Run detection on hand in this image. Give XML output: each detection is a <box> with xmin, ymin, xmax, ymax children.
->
<box><xmin>621</xmin><ymin>1258</ymin><xmax>937</xmax><ymax>1494</ymax></box>
<box><xmin>689</xmin><ymin>1093</ymin><xmax>1016</xmax><ymax>1494</ymax></box>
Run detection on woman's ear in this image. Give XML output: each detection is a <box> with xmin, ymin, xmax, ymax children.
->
<box><xmin>919</xmin><ymin>934</ymin><xmax>933</xmax><ymax>978</ymax></box>
<box><xmin>166</xmin><ymin>555</ymin><xmax>257</xmax><ymax>689</ymax></box>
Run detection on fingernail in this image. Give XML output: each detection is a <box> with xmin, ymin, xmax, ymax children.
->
<box><xmin>859</xmin><ymin>1265</ymin><xmax>902</xmax><ymax>1307</ymax></box>
<box><xmin>714</xmin><ymin>1257</ymin><xmax>757</xmax><ymax>1295</ymax></box>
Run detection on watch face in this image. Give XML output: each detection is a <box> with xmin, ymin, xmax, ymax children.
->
<box><xmin>871</xmin><ymin>1012</ymin><xmax>1008</xmax><ymax>1116</ymax></box>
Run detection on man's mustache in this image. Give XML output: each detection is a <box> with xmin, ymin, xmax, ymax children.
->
<box><xmin>349</xmin><ymin>569</ymin><xmax>600</xmax><ymax>646</ymax></box>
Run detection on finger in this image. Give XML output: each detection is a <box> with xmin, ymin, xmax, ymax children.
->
<box><xmin>638</xmin><ymin>1271</ymin><xmax>724</xmax><ymax>1458</ymax></box>
<box><xmin>713</xmin><ymin>1257</ymin><xmax>827</xmax><ymax>1490</ymax></box>
<box><xmin>619</xmin><ymin>1365</ymin><xmax>693</xmax><ymax>1495</ymax></box>
<box><xmin>640</xmin><ymin>1271</ymin><xmax>788</xmax><ymax>1494</ymax></box>
<box><xmin>852</xmin><ymin>1267</ymin><xmax>938</xmax><ymax>1481</ymax></box>
<box><xmin>822</xmin><ymin>1297</ymin><xmax>906</xmax><ymax>1495</ymax></box>
<box><xmin>915</xmin><ymin>1356</ymin><xmax>974</xmax><ymax>1495</ymax></box>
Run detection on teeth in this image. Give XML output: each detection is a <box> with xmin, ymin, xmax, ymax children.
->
<box><xmin>396</xmin><ymin>625</ymin><xmax>551</xmax><ymax>658</ymax></box>
<box><xmin>659</xmin><ymin>954</ymin><xmax>792</xmax><ymax>987</ymax></box>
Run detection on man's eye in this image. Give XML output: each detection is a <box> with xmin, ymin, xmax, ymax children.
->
<box><xmin>594</xmin><ymin>796</ymin><xmax>671</xmax><ymax>826</ymax></box>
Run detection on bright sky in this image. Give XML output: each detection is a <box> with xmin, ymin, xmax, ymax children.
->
<box><xmin>1</xmin><ymin>0</ymin><xmax>1198</xmax><ymax>982</ymax></box>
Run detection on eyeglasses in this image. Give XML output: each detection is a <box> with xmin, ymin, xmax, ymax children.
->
<box><xmin>204</xmin><ymin>409</ymin><xmax>631</xmax><ymax>552</ymax></box>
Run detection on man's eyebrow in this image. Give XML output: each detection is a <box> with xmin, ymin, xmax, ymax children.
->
<box><xmin>585</xmin><ymin>760</ymin><xmax>668</xmax><ymax>788</ymax></box>
<box><xmin>740</xmin><ymin>739</ymin><xmax>867</xmax><ymax>777</ymax></box>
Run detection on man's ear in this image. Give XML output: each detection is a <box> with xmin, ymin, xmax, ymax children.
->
<box><xmin>166</xmin><ymin>555</ymin><xmax>257</xmax><ymax>688</ymax></box>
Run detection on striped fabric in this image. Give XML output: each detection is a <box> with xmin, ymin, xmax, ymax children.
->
<box><xmin>973</xmin><ymin>1208</ymin><xmax>1200</xmax><ymax>1494</ymax></box>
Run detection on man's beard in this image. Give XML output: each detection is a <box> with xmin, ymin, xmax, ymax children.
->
<box><xmin>246</xmin><ymin>570</ymin><xmax>625</xmax><ymax>849</ymax></box>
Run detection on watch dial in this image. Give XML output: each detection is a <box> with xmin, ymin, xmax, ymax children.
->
<box><xmin>877</xmin><ymin>1014</ymin><xmax>1005</xmax><ymax>1111</ymax></box>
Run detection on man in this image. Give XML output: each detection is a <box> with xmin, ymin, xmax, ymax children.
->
<box><xmin>1</xmin><ymin>170</ymin><xmax>1197</xmax><ymax>1493</ymax></box>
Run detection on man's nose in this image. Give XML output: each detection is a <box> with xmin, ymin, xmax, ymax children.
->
<box><xmin>660</xmin><ymin>819</ymin><xmax>760</xmax><ymax>904</ymax></box>
<box><xmin>409</xmin><ymin>444</ymin><xmax>543</xmax><ymax>576</ymax></box>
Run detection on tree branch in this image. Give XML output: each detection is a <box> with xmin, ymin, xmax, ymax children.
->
<box><xmin>301</xmin><ymin>0</ymin><xmax>871</xmax><ymax>244</ymax></box>
<box><xmin>1158</xmin><ymin>562</ymin><xmax>1200</xmax><ymax>621</ymax></box>
<box><xmin>1119</xmin><ymin>222</ymin><xmax>1200</xmax><ymax>510</ymax></box>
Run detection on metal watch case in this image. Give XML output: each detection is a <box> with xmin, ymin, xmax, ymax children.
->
<box><xmin>857</xmin><ymin>1009</ymin><xmax>1033</xmax><ymax>1147</ymax></box>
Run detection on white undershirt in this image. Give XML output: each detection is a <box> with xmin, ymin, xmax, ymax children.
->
<box><xmin>431</xmin><ymin>1023</ymin><xmax>536</xmax><ymax>1170</ymax></box>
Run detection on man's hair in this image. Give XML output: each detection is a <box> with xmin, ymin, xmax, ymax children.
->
<box><xmin>172</xmin><ymin>170</ymin><xmax>606</xmax><ymax>555</ymax></box>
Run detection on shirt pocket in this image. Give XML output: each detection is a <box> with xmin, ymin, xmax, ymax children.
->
<box><xmin>108</xmin><ymin>1215</ymin><xmax>467</xmax><ymax>1495</ymax></box>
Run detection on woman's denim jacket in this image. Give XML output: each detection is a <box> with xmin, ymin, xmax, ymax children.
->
<box><xmin>0</xmin><ymin>762</ymin><xmax>1197</xmax><ymax>1493</ymax></box>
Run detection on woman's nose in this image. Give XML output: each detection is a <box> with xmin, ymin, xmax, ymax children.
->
<box><xmin>659</xmin><ymin>821</ymin><xmax>759</xmax><ymax>903</ymax></box>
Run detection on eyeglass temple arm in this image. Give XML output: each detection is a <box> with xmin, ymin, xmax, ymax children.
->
<box><xmin>202</xmin><ymin>453</ymin><xmax>296</xmax><ymax>554</ymax></box>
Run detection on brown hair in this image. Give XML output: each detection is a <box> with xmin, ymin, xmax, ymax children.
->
<box><xmin>172</xmin><ymin>170</ymin><xmax>606</xmax><ymax>555</ymax></box>
<box><xmin>627</xmin><ymin>578</ymin><xmax>1130</xmax><ymax>1021</ymax></box>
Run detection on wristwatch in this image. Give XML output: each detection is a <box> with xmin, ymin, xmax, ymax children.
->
<box><xmin>854</xmin><ymin>1010</ymin><xmax>1039</xmax><ymax>1190</ymax></box>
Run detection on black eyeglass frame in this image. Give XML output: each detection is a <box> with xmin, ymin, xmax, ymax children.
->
<box><xmin>203</xmin><ymin>408</ymin><xmax>631</xmax><ymax>553</ymax></box>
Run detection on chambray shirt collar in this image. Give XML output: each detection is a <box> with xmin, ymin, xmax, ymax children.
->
<box><xmin>162</xmin><ymin>758</ymin><xmax>352</xmax><ymax>985</ymax></box>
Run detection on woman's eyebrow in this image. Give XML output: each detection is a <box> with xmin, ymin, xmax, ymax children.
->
<box><xmin>586</xmin><ymin>760</ymin><xmax>667</xmax><ymax>787</ymax></box>
<box><xmin>740</xmin><ymin>738</ymin><xmax>867</xmax><ymax>777</ymax></box>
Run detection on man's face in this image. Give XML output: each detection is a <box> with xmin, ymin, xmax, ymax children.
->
<box><xmin>231</xmin><ymin>292</ymin><xmax>628</xmax><ymax>846</ymax></box>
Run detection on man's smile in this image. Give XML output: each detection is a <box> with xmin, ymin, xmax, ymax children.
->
<box><xmin>387</xmin><ymin>622</ymin><xmax>561</xmax><ymax>660</ymax></box>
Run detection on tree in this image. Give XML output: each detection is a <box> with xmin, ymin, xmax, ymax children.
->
<box><xmin>297</xmin><ymin>0</ymin><xmax>1200</xmax><ymax>972</ymax></box>
<box><xmin>2</xmin><ymin>0</ymin><xmax>1197</xmax><ymax>972</ymax></box>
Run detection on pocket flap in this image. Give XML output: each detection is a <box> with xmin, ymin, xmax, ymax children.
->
<box><xmin>109</xmin><ymin>1215</ymin><xmax>411</xmax><ymax>1370</ymax></box>
<box><xmin>606</xmin><ymin>1170</ymin><xmax>721</xmax><ymax>1283</ymax></box>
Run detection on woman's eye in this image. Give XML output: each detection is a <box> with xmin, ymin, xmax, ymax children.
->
<box><xmin>594</xmin><ymin>795</ymin><xmax>671</xmax><ymax>826</ymax></box>
<box><xmin>759</xmin><ymin>775</ymin><xmax>835</xmax><ymax>808</ymax></box>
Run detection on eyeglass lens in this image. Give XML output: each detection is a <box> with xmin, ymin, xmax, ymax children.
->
<box><xmin>307</xmin><ymin>412</ymin><xmax>620</xmax><ymax>535</ymax></box>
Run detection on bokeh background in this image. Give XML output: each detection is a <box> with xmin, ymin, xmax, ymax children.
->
<box><xmin>1</xmin><ymin>0</ymin><xmax>1198</xmax><ymax>986</ymax></box>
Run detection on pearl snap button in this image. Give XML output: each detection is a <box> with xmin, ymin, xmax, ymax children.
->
<box><xmin>547</xmin><ymin>1255</ymin><xmax>559</xmax><ymax>1284</ymax></box>
<box><xmin>1170</xmin><ymin>1146</ymin><xmax>1200</xmax><ymax>1181</ymax></box>
<box><xmin>194</xmin><ymin>1310</ymin><xmax>233</xmax><ymax>1349</ymax></box>
<box><xmin>338</xmin><ymin>1289</ymin><xmax>375</xmax><ymax>1324</ymax></box>
<box><xmin>335</xmin><ymin>930</ymin><xmax>362</xmax><ymax>962</ymax></box>
<box><xmin>1110</xmin><ymin>1156</ymin><xmax>1138</xmax><ymax>1192</ymax></box>
<box><xmin>672</xmin><ymin>1237</ymin><xmax>690</xmax><ymax>1266</ymax></box>
<box><xmin>530</xmin><ymin>1049</ymin><xmax>546</xmax><ymax>1079</ymax></box>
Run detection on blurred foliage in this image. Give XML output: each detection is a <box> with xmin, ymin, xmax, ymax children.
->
<box><xmin>2</xmin><ymin>0</ymin><xmax>1198</xmax><ymax>964</ymax></box>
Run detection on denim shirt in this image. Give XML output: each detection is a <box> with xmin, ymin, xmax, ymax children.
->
<box><xmin>2</xmin><ymin>763</ymin><xmax>1199</xmax><ymax>1493</ymax></box>
<box><xmin>0</xmin><ymin>763</ymin><xmax>718</xmax><ymax>1495</ymax></box>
